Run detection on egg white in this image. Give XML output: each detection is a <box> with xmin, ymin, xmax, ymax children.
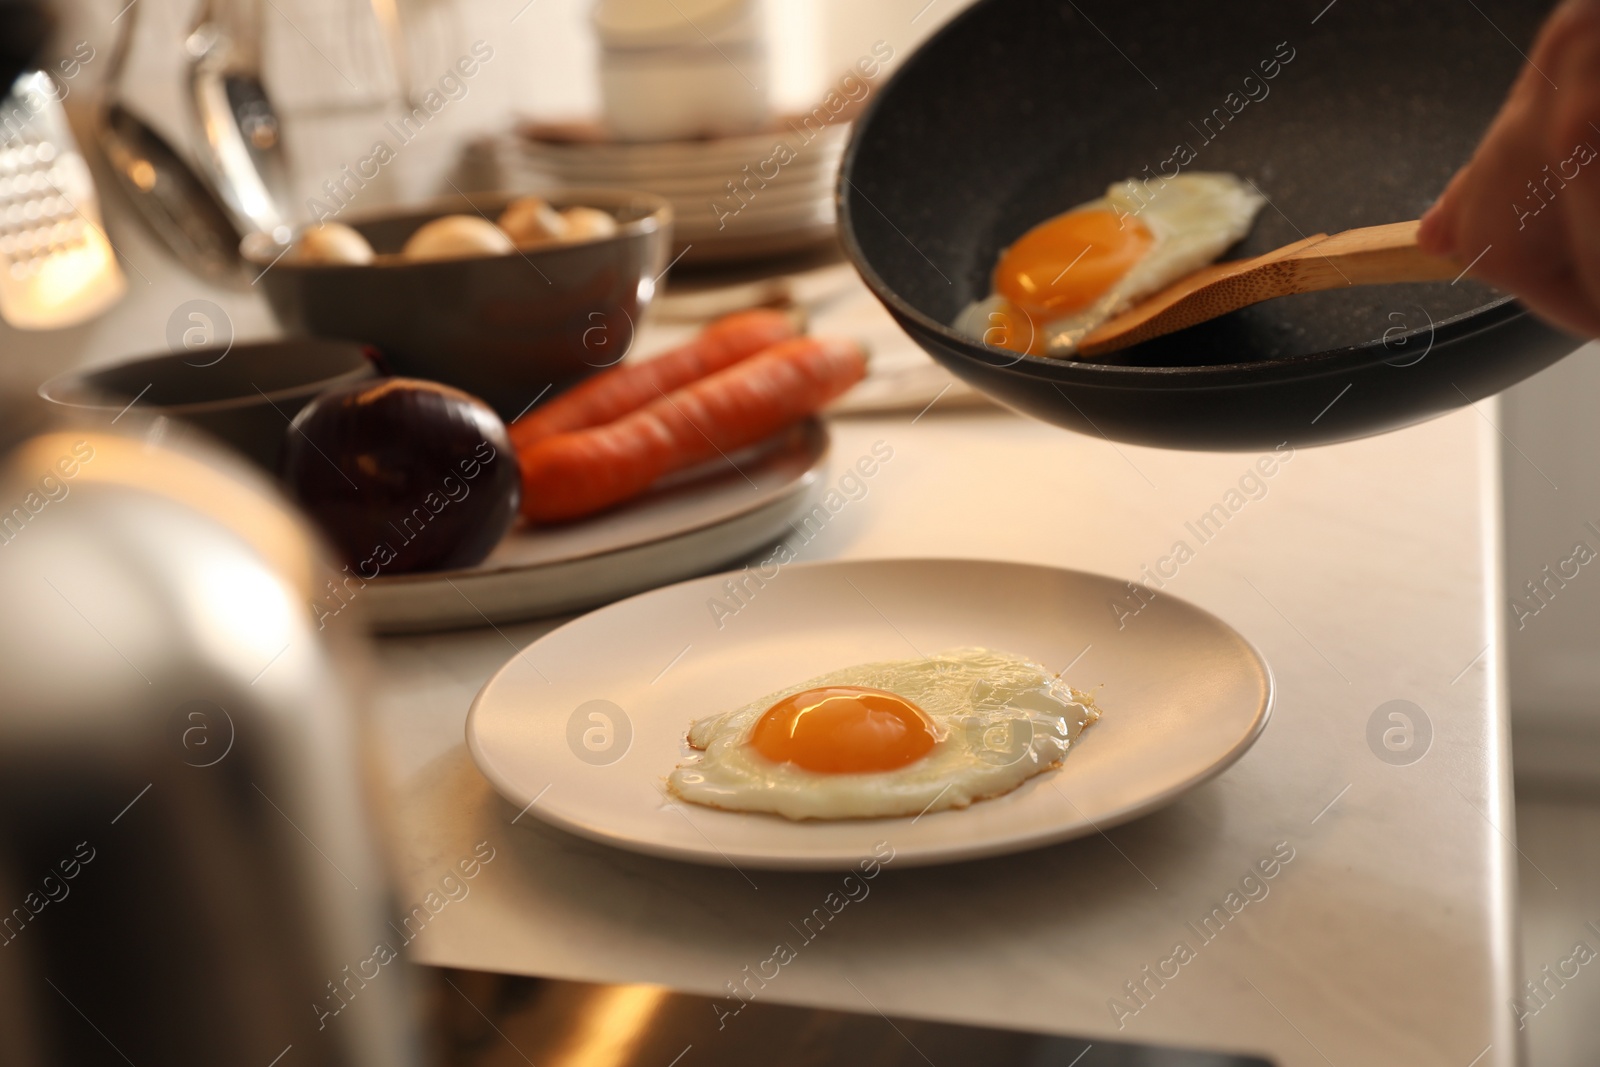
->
<box><xmin>666</xmin><ymin>647</ymin><xmax>1099</xmax><ymax>821</ymax></box>
<box><xmin>954</xmin><ymin>172</ymin><xmax>1266</xmax><ymax>357</ymax></box>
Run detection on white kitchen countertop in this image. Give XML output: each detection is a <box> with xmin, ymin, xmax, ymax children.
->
<box><xmin>370</xmin><ymin>342</ymin><xmax>1519</xmax><ymax>1066</ymax></box>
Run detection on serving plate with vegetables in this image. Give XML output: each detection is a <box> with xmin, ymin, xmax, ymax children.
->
<box><xmin>357</xmin><ymin>418</ymin><xmax>829</xmax><ymax>632</ymax></box>
<box><xmin>281</xmin><ymin>309</ymin><xmax>864</xmax><ymax>633</ymax></box>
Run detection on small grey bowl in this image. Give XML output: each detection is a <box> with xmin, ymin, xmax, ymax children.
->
<box><xmin>243</xmin><ymin>188</ymin><xmax>673</xmax><ymax>422</ymax></box>
<box><xmin>39</xmin><ymin>338</ymin><xmax>377</xmax><ymax>473</ymax></box>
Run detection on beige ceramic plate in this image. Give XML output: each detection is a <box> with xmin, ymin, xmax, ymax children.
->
<box><xmin>364</xmin><ymin>421</ymin><xmax>828</xmax><ymax>633</ymax></box>
<box><xmin>466</xmin><ymin>558</ymin><xmax>1273</xmax><ymax>869</ymax></box>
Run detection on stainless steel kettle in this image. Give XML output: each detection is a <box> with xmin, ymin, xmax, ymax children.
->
<box><xmin>0</xmin><ymin>409</ymin><xmax>422</xmax><ymax>1066</ymax></box>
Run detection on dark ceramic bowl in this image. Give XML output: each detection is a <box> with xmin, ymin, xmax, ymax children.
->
<box><xmin>839</xmin><ymin>0</ymin><xmax>1583</xmax><ymax>450</ymax></box>
<box><xmin>38</xmin><ymin>339</ymin><xmax>376</xmax><ymax>472</ymax></box>
<box><xmin>244</xmin><ymin>189</ymin><xmax>672</xmax><ymax>422</ymax></box>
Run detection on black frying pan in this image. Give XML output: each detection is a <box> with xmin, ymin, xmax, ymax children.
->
<box><xmin>839</xmin><ymin>0</ymin><xmax>1581</xmax><ymax>449</ymax></box>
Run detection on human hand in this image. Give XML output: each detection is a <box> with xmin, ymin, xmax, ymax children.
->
<box><xmin>1417</xmin><ymin>0</ymin><xmax>1600</xmax><ymax>337</ymax></box>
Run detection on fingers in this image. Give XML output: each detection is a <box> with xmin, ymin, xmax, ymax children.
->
<box><xmin>1418</xmin><ymin>165</ymin><xmax>1467</xmax><ymax>257</ymax></box>
<box><xmin>1441</xmin><ymin>85</ymin><xmax>1567</xmax><ymax>290</ymax></box>
<box><xmin>1546</xmin><ymin>19</ymin><xmax>1600</xmax><ymax>324</ymax></box>
<box><xmin>1415</xmin><ymin>0</ymin><xmax>1600</xmax><ymax>338</ymax></box>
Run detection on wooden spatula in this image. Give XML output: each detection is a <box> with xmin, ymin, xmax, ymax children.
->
<box><xmin>1073</xmin><ymin>220</ymin><xmax>1462</xmax><ymax>358</ymax></box>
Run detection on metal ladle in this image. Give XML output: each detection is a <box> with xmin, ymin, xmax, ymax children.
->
<box><xmin>95</xmin><ymin>2</ymin><xmax>245</xmax><ymax>281</ymax></box>
<box><xmin>186</xmin><ymin>0</ymin><xmax>293</xmax><ymax>243</ymax></box>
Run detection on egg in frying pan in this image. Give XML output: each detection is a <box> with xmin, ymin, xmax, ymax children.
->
<box><xmin>954</xmin><ymin>172</ymin><xmax>1266</xmax><ymax>356</ymax></box>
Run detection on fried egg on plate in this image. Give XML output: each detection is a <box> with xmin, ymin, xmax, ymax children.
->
<box><xmin>954</xmin><ymin>172</ymin><xmax>1266</xmax><ymax>357</ymax></box>
<box><xmin>667</xmin><ymin>647</ymin><xmax>1099</xmax><ymax>821</ymax></box>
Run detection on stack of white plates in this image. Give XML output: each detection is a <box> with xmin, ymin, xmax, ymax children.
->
<box><xmin>483</xmin><ymin>121</ymin><xmax>849</xmax><ymax>265</ymax></box>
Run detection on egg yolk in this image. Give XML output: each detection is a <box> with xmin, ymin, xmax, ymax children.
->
<box><xmin>749</xmin><ymin>686</ymin><xmax>938</xmax><ymax>774</ymax></box>
<box><xmin>994</xmin><ymin>208</ymin><xmax>1154</xmax><ymax>322</ymax></box>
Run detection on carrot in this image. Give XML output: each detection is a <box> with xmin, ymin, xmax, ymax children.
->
<box><xmin>509</xmin><ymin>308</ymin><xmax>798</xmax><ymax>450</ymax></box>
<box><xmin>519</xmin><ymin>336</ymin><xmax>866</xmax><ymax>523</ymax></box>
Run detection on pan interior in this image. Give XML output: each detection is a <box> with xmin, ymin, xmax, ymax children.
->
<box><xmin>845</xmin><ymin>0</ymin><xmax>1544</xmax><ymax>367</ymax></box>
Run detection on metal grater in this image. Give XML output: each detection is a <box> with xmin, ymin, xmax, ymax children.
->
<box><xmin>0</xmin><ymin>70</ymin><xmax>125</xmax><ymax>329</ymax></box>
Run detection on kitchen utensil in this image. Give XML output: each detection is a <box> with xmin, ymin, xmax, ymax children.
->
<box><xmin>361</xmin><ymin>418</ymin><xmax>827</xmax><ymax>633</ymax></box>
<box><xmin>838</xmin><ymin>0</ymin><xmax>1582</xmax><ymax>450</ymax></box>
<box><xmin>0</xmin><ymin>70</ymin><xmax>126</xmax><ymax>328</ymax></box>
<box><xmin>1077</xmin><ymin>219</ymin><xmax>1459</xmax><ymax>357</ymax></box>
<box><xmin>244</xmin><ymin>188</ymin><xmax>672</xmax><ymax>421</ymax></box>
<box><xmin>467</xmin><ymin>558</ymin><xmax>1272</xmax><ymax>870</ymax></box>
<box><xmin>0</xmin><ymin>413</ymin><xmax>420</xmax><ymax>1066</ymax></box>
<box><xmin>96</xmin><ymin>3</ymin><xmax>244</xmax><ymax>280</ymax></box>
<box><xmin>38</xmin><ymin>338</ymin><xmax>375</xmax><ymax>472</ymax></box>
<box><xmin>186</xmin><ymin>0</ymin><xmax>293</xmax><ymax>241</ymax></box>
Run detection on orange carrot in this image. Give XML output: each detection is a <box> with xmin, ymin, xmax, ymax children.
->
<box><xmin>519</xmin><ymin>336</ymin><xmax>866</xmax><ymax>523</ymax></box>
<box><xmin>509</xmin><ymin>308</ymin><xmax>798</xmax><ymax>450</ymax></box>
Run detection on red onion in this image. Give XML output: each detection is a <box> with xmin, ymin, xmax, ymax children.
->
<box><xmin>283</xmin><ymin>378</ymin><xmax>520</xmax><ymax>575</ymax></box>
